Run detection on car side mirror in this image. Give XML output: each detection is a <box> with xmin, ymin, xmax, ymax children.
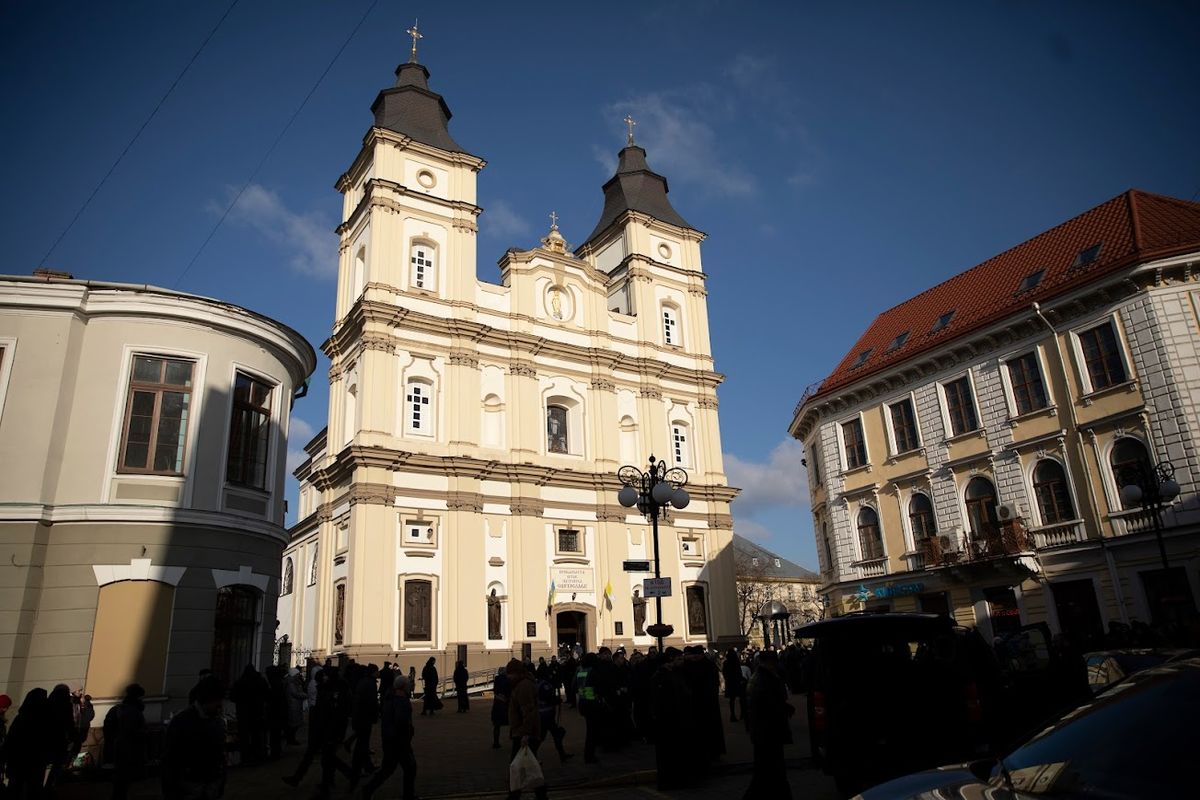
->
<box><xmin>967</xmin><ymin>758</ymin><xmax>996</xmax><ymax>782</ymax></box>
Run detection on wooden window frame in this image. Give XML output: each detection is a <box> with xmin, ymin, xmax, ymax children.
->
<box><xmin>841</xmin><ymin>416</ymin><xmax>868</xmax><ymax>470</ymax></box>
<box><xmin>117</xmin><ymin>355</ymin><xmax>195</xmax><ymax>476</ymax></box>
<box><xmin>1006</xmin><ymin>351</ymin><xmax>1050</xmax><ymax>416</ymax></box>
<box><xmin>941</xmin><ymin>375</ymin><xmax>979</xmax><ymax>437</ymax></box>
<box><xmin>908</xmin><ymin>493</ymin><xmax>937</xmax><ymax>543</ymax></box>
<box><xmin>856</xmin><ymin>506</ymin><xmax>884</xmax><ymax>561</ymax></box>
<box><xmin>1033</xmin><ymin>459</ymin><xmax>1075</xmax><ymax>524</ymax></box>
<box><xmin>1077</xmin><ymin>320</ymin><xmax>1128</xmax><ymax>392</ymax></box>
<box><xmin>887</xmin><ymin>396</ymin><xmax>921</xmax><ymax>454</ymax></box>
<box><xmin>226</xmin><ymin>371</ymin><xmax>274</xmax><ymax>490</ymax></box>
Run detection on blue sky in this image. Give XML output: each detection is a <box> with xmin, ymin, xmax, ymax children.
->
<box><xmin>2</xmin><ymin>1</ymin><xmax>1197</xmax><ymax>569</ymax></box>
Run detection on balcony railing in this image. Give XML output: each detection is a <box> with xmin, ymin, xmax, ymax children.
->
<box><xmin>1109</xmin><ymin>506</ymin><xmax>1178</xmax><ymax>537</ymax></box>
<box><xmin>911</xmin><ymin>522</ymin><xmax>1032</xmax><ymax>572</ymax></box>
<box><xmin>854</xmin><ymin>556</ymin><xmax>888</xmax><ymax>579</ymax></box>
<box><xmin>1029</xmin><ymin>519</ymin><xmax>1086</xmax><ymax>549</ymax></box>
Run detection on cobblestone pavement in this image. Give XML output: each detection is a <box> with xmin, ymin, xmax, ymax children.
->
<box><xmin>56</xmin><ymin>694</ymin><xmax>838</xmax><ymax>799</ymax></box>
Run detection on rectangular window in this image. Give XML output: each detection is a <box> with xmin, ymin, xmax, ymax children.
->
<box><xmin>810</xmin><ymin>443</ymin><xmax>822</xmax><ymax>483</ymax></box>
<box><xmin>406</xmin><ymin>521</ymin><xmax>434</xmax><ymax>544</ymax></box>
<box><xmin>614</xmin><ymin>621</ymin><xmax>624</xmax><ymax>636</ymax></box>
<box><xmin>942</xmin><ymin>376</ymin><xmax>978</xmax><ymax>436</ymax></box>
<box><xmin>547</xmin><ymin>405</ymin><xmax>569</xmax><ymax>454</ymax></box>
<box><xmin>119</xmin><ymin>355</ymin><xmax>194</xmax><ymax>474</ymax></box>
<box><xmin>1078</xmin><ymin>321</ymin><xmax>1127</xmax><ymax>391</ymax></box>
<box><xmin>663</xmin><ymin>307</ymin><xmax>678</xmax><ymax>346</ymax></box>
<box><xmin>226</xmin><ymin>372</ymin><xmax>273</xmax><ymax>489</ymax></box>
<box><xmin>557</xmin><ymin>528</ymin><xmax>581</xmax><ymax>554</ymax></box>
<box><xmin>672</xmin><ymin>425</ymin><xmax>689</xmax><ymax>466</ymax></box>
<box><xmin>889</xmin><ymin>398</ymin><xmax>919</xmax><ymax>453</ymax></box>
<box><xmin>411</xmin><ymin>246</ymin><xmax>433</xmax><ymax>289</ymax></box>
<box><xmin>841</xmin><ymin>418</ymin><xmax>867</xmax><ymax>470</ymax></box>
<box><xmin>1007</xmin><ymin>352</ymin><xmax>1049</xmax><ymax>415</ymax></box>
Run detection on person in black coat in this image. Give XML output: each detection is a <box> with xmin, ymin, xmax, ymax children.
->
<box><xmin>743</xmin><ymin>650</ymin><xmax>793</xmax><ymax>799</ymax></box>
<box><xmin>420</xmin><ymin>658</ymin><xmax>439</xmax><ymax>716</ymax></box>
<box><xmin>4</xmin><ymin>688</ymin><xmax>52</xmax><ymax>799</ymax></box>
<box><xmin>283</xmin><ymin>670</ymin><xmax>328</xmax><ymax>786</ymax></box>
<box><xmin>349</xmin><ymin>663</ymin><xmax>379</xmax><ymax>783</ymax></box>
<box><xmin>362</xmin><ymin>676</ymin><xmax>417</xmax><ymax>800</ymax></box>
<box><xmin>231</xmin><ymin>664</ymin><xmax>269</xmax><ymax>764</ymax></box>
<box><xmin>722</xmin><ymin>648</ymin><xmax>746</xmax><ymax>722</ymax></box>
<box><xmin>490</xmin><ymin>668</ymin><xmax>510</xmax><ymax>748</ymax></box>
<box><xmin>108</xmin><ymin>684</ymin><xmax>147</xmax><ymax>800</ymax></box>
<box><xmin>378</xmin><ymin>662</ymin><xmax>395</xmax><ymax>705</ymax></box>
<box><xmin>453</xmin><ymin>661</ymin><xmax>470</xmax><ymax>712</ymax></box>
<box><xmin>163</xmin><ymin>676</ymin><xmax>227</xmax><ymax>800</ymax></box>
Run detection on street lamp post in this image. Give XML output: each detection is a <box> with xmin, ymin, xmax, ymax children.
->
<box><xmin>617</xmin><ymin>455</ymin><xmax>690</xmax><ymax>653</ymax></box>
<box><xmin>1119</xmin><ymin>461</ymin><xmax>1181</xmax><ymax>571</ymax></box>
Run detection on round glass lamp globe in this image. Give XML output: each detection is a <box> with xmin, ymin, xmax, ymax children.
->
<box><xmin>618</xmin><ymin>485</ymin><xmax>640</xmax><ymax>508</ymax></box>
<box><xmin>1160</xmin><ymin>479</ymin><xmax>1180</xmax><ymax>501</ymax></box>
<box><xmin>671</xmin><ymin>488</ymin><xmax>690</xmax><ymax>509</ymax></box>
<box><xmin>1120</xmin><ymin>483</ymin><xmax>1144</xmax><ymax>506</ymax></box>
<box><xmin>651</xmin><ymin>481</ymin><xmax>674</xmax><ymax>505</ymax></box>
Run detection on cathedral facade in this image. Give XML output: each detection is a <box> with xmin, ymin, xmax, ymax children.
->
<box><xmin>279</xmin><ymin>53</ymin><xmax>740</xmax><ymax>669</ymax></box>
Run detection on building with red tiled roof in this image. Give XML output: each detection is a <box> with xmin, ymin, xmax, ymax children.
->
<box><xmin>788</xmin><ymin>190</ymin><xmax>1200</xmax><ymax>642</ymax></box>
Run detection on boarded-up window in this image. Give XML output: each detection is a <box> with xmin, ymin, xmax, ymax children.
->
<box><xmin>86</xmin><ymin>581</ymin><xmax>175</xmax><ymax>699</ymax></box>
<box><xmin>405</xmin><ymin>579</ymin><xmax>432</xmax><ymax>641</ymax></box>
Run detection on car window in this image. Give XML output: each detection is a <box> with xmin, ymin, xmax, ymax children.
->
<box><xmin>1000</xmin><ymin>667</ymin><xmax>1198</xmax><ymax>796</ymax></box>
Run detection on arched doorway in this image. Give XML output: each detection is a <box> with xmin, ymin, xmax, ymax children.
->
<box><xmin>553</xmin><ymin>604</ymin><xmax>593</xmax><ymax>655</ymax></box>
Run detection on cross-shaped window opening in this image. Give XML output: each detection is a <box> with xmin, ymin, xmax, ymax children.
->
<box><xmin>408</xmin><ymin>384</ymin><xmax>429</xmax><ymax>430</ymax></box>
<box><xmin>412</xmin><ymin>247</ymin><xmax>433</xmax><ymax>289</ymax></box>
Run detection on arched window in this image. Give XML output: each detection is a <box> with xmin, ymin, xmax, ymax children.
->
<box><xmin>662</xmin><ymin>305</ymin><xmax>680</xmax><ymax>346</ymax></box>
<box><xmin>857</xmin><ymin>507</ymin><xmax>884</xmax><ymax>561</ymax></box>
<box><xmin>671</xmin><ymin>422</ymin><xmax>691</xmax><ymax>467</ymax></box>
<box><xmin>309</xmin><ymin>544</ymin><xmax>319</xmax><ymax>586</ymax></box>
<box><xmin>1034</xmin><ymin>460</ymin><xmax>1075</xmax><ymax>524</ymax></box>
<box><xmin>909</xmin><ymin>493</ymin><xmax>936</xmax><ymax>542</ymax></box>
<box><xmin>281</xmin><ymin>557</ymin><xmax>294</xmax><ymax>596</ymax></box>
<box><xmin>964</xmin><ymin>476</ymin><xmax>999</xmax><ymax>537</ymax></box>
<box><xmin>353</xmin><ymin>247</ymin><xmax>366</xmax><ymax>300</ymax></box>
<box><xmin>547</xmin><ymin>404</ymin><xmax>569</xmax><ymax>454</ymax></box>
<box><xmin>410</xmin><ymin>241</ymin><xmax>436</xmax><ymax>291</ymax></box>
<box><xmin>405</xmin><ymin>379</ymin><xmax>433</xmax><ymax>435</ymax></box>
<box><xmin>342</xmin><ymin>379</ymin><xmax>357</xmax><ymax>447</ymax></box>
<box><xmin>1111</xmin><ymin>438</ymin><xmax>1152</xmax><ymax>509</ymax></box>
<box><xmin>211</xmin><ymin>585</ymin><xmax>260</xmax><ymax>687</ymax></box>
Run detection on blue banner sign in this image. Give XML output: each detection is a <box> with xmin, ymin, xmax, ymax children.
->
<box><xmin>854</xmin><ymin>582</ymin><xmax>926</xmax><ymax>602</ymax></box>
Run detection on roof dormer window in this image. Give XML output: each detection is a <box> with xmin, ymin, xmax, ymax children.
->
<box><xmin>1017</xmin><ymin>269</ymin><xmax>1045</xmax><ymax>294</ymax></box>
<box><xmin>931</xmin><ymin>309</ymin><xmax>956</xmax><ymax>333</ymax></box>
<box><xmin>886</xmin><ymin>331</ymin><xmax>910</xmax><ymax>353</ymax></box>
<box><xmin>1071</xmin><ymin>243</ymin><xmax>1102</xmax><ymax>269</ymax></box>
<box><xmin>851</xmin><ymin>348</ymin><xmax>873</xmax><ymax>369</ymax></box>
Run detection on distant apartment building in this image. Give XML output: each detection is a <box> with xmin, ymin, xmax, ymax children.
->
<box><xmin>789</xmin><ymin>191</ymin><xmax>1200</xmax><ymax>644</ymax></box>
<box><xmin>732</xmin><ymin>534</ymin><xmax>821</xmax><ymax>645</ymax></box>
<box><xmin>0</xmin><ymin>273</ymin><xmax>314</xmax><ymax>719</ymax></box>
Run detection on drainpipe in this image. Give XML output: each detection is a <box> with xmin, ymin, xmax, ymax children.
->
<box><xmin>1031</xmin><ymin>302</ymin><xmax>1129</xmax><ymax>623</ymax></box>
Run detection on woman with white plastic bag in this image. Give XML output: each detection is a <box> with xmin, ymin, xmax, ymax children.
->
<box><xmin>503</xmin><ymin>659</ymin><xmax>548</xmax><ymax>799</ymax></box>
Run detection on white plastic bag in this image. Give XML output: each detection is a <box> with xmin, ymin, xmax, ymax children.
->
<box><xmin>509</xmin><ymin>743</ymin><xmax>545</xmax><ymax>792</ymax></box>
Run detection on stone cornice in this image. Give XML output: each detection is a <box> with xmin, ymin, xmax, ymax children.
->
<box><xmin>449</xmin><ymin>349</ymin><xmax>480</xmax><ymax>368</ymax></box>
<box><xmin>508</xmin><ymin>498</ymin><xmax>546</xmax><ymax>517</ymax></box>
<box><xmin>590</xmin><ymin>377</ymin><xmax>616</xmax><ymax>391</ymax></box>
<box><xmin>509</xmin><ymin>360</ymin><xmax>537</xmax><ymax>378</ymax></box>
<box><xmin>336</xmin><ymin>127</ymin><xmax>486</xmax><ymax>193</ymax></box>
<box><xmin>639</xmin><ymin>384</ymin><xmax>663</xmax><ymax>399</ymax></box>
<box><xmin>697</xmin><ymin>396</ymin><xmax>719</xmax><ymax>409</ymax></box>
<box><xmin>323</xmin><ymin>298</ymin><xmax>721</xmax><ymax>386</ymax></box>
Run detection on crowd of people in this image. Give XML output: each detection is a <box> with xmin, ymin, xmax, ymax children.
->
<box><xmin>0</xmin><ymin>643</ymin><xmax>808</xmax><ymax>800</ymax></box>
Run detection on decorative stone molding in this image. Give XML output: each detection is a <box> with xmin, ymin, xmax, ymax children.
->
<box><xmin>509</xmin><ymin>498</ymin><xmax>546</xmax><ymax>517</ymax></box>
<box><xmin>212</xmin><ymin>565</ymin><xmax>271</xmax><ymax>593</ymax></box>
<box><xmin>348</xmin><ymin>484</ymin><xmax>397</xmax><ymax>506</ymax></box>
<box><xmin>639</xmin><ymin>384</ymin><xmax>663</xmax><ymax>399</ymax></box>
<box><xmin>316</xmin><ymin>505</ymin><xmax>334</xmax><ymax>523</ymax></box>
<box><xmin>93</xmin><ymin>558</ymin><xmax>186</xmax><ymax>587</ymax></box>
<box><xmin>449</xmin><ymin>349</ymin><xmax>480</xmax><ymax>368</ymax></box>
<box><xmin>362</xmin><ymin>333</ymin><xmax>396</xmax><ymax>353</ymax></box>
<box><xmin>452</xmin><ymin>217</ymin><xmax>479</xmax><ymax>233</ymax></box>
<box><xmin>595</xmin><ymin>505</ymin><xmax>628</xmax><ymax>522</ymax></box>
<box><xmin>707</xmin><ymin>514</ymin><xmax>735</xmax><ymax>530</ymax></box>
<box><xmin>447</xmin><ymin>492</ymin><xmax>484</xmax><ymax>513</ymax></box>
<box><xmin>688</xmin><ymin>286</ymin><xmax>708</xmax><ymax>297</ymax></box>
<box><xmin>590</xmin><ymin>377</ymin><xmax>616</xmax><ymax>391</ymax></box>
<box><xmin>489</xmin><ymin>556</ymin><xmax>505</xmax><ymax>567</ymax></box>
<box><xmin>509</xmin><ymin>360</ymin><xmax>538</xmax><ymax>378</ymax></box>
<box><xmin>697</xmin><ymin>396</ymin><xmax>719</xmax><ymax>409</ymax></box>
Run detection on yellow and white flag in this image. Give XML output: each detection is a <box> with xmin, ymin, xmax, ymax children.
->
<box><xmin>602</xmin><ymin>579</ymin><xmax>613</xmax><ymax>616</ymax></box>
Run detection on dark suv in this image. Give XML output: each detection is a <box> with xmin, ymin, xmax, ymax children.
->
<box><xmin>797</xmin><ymin>613</ymin><xmax>1007</xmax><ymax>797</ymax></box>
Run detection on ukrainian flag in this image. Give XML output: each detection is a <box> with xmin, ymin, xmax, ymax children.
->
<box><xmin>547</xmin><ymin>579</ymin><xmax>556</xmax><ymax>613</ymax></box>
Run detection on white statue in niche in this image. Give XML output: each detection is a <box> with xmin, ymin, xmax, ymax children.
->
<box><xmin>548</xmin><ymin>285</ymin><xmax>564</xmax><ymax>320</ymax></box>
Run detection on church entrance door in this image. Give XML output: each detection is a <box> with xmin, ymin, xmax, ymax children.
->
<box><xmin>555</xmin><ymin>610</ymin><xmax>588</xmax><ymax>654</ymax></box>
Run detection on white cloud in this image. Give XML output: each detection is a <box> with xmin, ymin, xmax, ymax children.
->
<box><xmin>286</xmin><ymin>417</ymin><xmax>317</xmax><ymax>473</ymax></box>
<box><xmin>222</xmin><ymin>184</ymin><xmax>337</xmax><ymax>278</ymax></box>
<box><xmin>725</xmin><ymin>438</ymin><xmax>810</xmax><ymax>518</ymax></box>
<box><xmin>734</xmin><ymin>518</ymin><xmax>777</xmax><ymax>542</ymax></box>
<box><xmin>606</xmin><ymin>91</ymin><xmax>755</xmax><ymax>197</ymax></box>
<box><xmin>480</xmin><ymin>199</ymin><xmax>532</xmax><ymax>242</ymax></box>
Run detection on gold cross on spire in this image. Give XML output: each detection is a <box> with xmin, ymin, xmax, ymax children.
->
<box><xmin>623</xmin><ymin>114</ymin><xmax>637</xmax><ymax>146</ymax></box>
<box><xmin>549</xmin><ymin>211</ymin><xmax>559</xmax><ymax>230</ymax></box>
<box><xmin>406</xmin><ymin>19</ymin><xmax>423</xmax><ymax>63</ymax></box>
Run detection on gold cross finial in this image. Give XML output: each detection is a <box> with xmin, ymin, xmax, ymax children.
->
<box><xmin>407</xmin><ymin>20</ymin><xmax>423</xmax><ymax>63</ymax></box>
<box><xmin>549</xmin><ymin>211</ymin><xmax>559</xmax><ymax>230</ymax></box>
<box><xmin>623</xmin><ymin>114</ymin><xmax>637</xmax><ymax>146</ymax></box>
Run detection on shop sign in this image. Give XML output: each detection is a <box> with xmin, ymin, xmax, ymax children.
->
<box><xmin>853</xmin><ymin>582</ymin><xmax>926</xmax><ymax>603</ymax></box>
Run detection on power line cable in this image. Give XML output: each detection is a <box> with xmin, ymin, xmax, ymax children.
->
<box><xmin>36</xmin><ymin>0</ymin><xmax>241</xmax><ymax>269</ymax></box>
<box><xmin>173</xmin><ymin>0</ymin><xmax>382</xmax><ymax>288</ymax></box>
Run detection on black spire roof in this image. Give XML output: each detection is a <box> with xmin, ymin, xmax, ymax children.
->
<box><xmin>369</xmin><ymin>61</ymin><xmax>465</xmax><ymax>153</ymax></box>
<box><xmin>581</xmin><ymin>145</ymin><xmax>694</xmax><ymax>248</ymax></box>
